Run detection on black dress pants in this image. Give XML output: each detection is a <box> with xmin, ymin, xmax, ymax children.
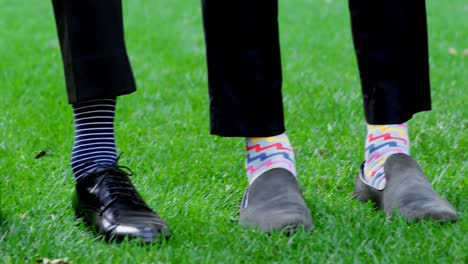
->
<box><xmin>52</xmin><ymin>0</ymin><xmax>136</xmax><ymax>103</ymax></box>
<box><xmin>53</xmin><ymin>0</ymin><xmax>432</xmax><ymax>136</ymax></box>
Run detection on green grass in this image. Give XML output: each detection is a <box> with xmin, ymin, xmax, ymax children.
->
<box><xmin>0</xmin><ymin>0</ymin><xmax>466</xmax><ymax>263</ymax></box>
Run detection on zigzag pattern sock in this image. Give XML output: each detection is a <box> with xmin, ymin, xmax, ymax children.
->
<box><xmin>364</xmin><ymin>123</ymin><xmax>410</xmax><ymax>190</ymax></box>
<box><xmin>71</xmin><ymin>99</ymin><xmax>118</xmax><ymax>180</ymax></box>
<box><xmin>246</xmin><ymin>133</ymin><xmax>296</xmax><ymax>184</ymax></box>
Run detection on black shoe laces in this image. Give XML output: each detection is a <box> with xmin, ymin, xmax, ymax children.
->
<box><xmin>82</xmin><ymin>159</ymin><xmax>150</xmax><ymax>216</ymax></box>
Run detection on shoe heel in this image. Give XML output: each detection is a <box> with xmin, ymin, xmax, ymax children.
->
<box><xmin>71</xmin><ymin>189</ymin><xmax>85</xmax><ymax>219</ymax></box>
<box><xmin>353</xmin><ymin>162</ymin><xmax>382</xmax><ymax>207</ymax></box>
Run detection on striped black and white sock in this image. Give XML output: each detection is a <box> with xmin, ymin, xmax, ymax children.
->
<box><xmin>71</xmin><ymin>98</ymin><xmax>118</xmax><ymax>180</ymax></box>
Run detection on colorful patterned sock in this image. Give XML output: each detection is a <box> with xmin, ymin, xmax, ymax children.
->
<box><xmin>364</xmin><ymin>123</ymin><xmax>410</xmax><ymax>190</ymax></box>
<box><xmin>246</xmin><ymin>133</ymin><xmax>296</xmax><ymax>184</ymax></box>
<box><xmin>71</xmin><ymin>99</ymin><xmax>118</xmax><ymax>180</ymax></box>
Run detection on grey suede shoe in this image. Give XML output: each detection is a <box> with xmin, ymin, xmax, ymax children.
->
<box><xmin>354</xmin><ymin>153</ymin><xmax>458</xmax><ymax>222</ymax></box>
<box><xmin>239</xmin><ymin>168</ymin><xmax>313</xmax><ymax>232</ymax></box>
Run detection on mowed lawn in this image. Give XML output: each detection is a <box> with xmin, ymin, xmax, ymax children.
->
<box><xmin>0</xmin><ymin>0</ymin><xmax>466</xmax><ymax>263</ymax></box>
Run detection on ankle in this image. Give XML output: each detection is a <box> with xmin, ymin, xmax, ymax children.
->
<box><xmin>245</xmin><ymin>133</ymin><xmax>296</xmax><ymax>184</ymax></box>
<box><xmin>363</xmin><ymin>123</ymin><xmax>410</xmax><ymax>189</ymax></box>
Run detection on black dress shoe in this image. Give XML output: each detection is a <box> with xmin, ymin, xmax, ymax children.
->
<box><xmin>72</xmin><ymin>164</ymin><xmax>169</xmax><ymax>242</ymax></box>
<box><xmin>354</xmin><ymin>153</ymin><xmax>458</xmax><ymax>222</ymax></box>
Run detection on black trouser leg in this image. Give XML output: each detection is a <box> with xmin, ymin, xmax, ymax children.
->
<box><xmin>52</xmin><ymin>0</ymin><xmax>136</xmax><ymax>104</ymax></box>
<box><xmin>349</xmin><ymin>0</ymin><xmax>431</xmax><ymax>124</ymax></box>
<box><xmin>202</xmin><ymin>0</ymin><xmax>285</xmax><ymax>137</ymax></box>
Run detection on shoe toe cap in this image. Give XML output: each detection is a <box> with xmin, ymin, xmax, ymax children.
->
<box><xmin>108</xmin><ymin>223</ymin><xmax>169</xmax><ymax>243</ymax></box>
<box><xmin>398</xmin><ymin>200</ymin><xmax>459</xmax><ymax>222</ymax></box>
<box><xmin>240</xmin><ymin>207</ymin><xmax>313</xmax><ymax>232</ymax></box>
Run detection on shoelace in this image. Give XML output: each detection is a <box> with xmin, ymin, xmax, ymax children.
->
<box><xmin>98</xmin><ymin>167</ymin><xmax>150</xmax><ymax>215</ymax></box>
<box><xmin>81</xmin><ymin>159</ymin><xmax>151</xmax><ymax>216</ymax></box>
